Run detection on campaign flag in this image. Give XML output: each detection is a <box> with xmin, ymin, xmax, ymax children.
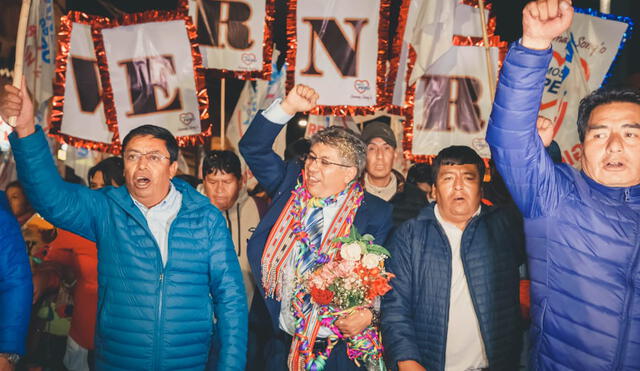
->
<box><xmin>50</xmin><ymin>13</ymin><xmax>115</xmax><ymax>151</ymax></box>
<box><xmin>23</xmin><ymin>0</ymin><xmax>57</xmax><ymax>123</ymax></box>
<box><xmin>287</xmin><ymin>0</ymin><xmax>390</xmax><ymax>115</ymax></box>
<box><xmin>187</xmin><ymin>0</ymin><xmax>275</xmax><ymax>79</ymax></box>
<box><xmin>93</xmin><ymin>11</ymin><xmax>211</xmax><ymax>150</ymax></box>
<box><xmin>539</xmin><ymin>8</ymin><xmax>632</xmax><ymax>167</ymax></box>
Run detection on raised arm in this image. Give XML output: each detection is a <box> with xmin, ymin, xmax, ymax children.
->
<box><xmin>485</xmin><ymin>0</ymin><xmax>574</xmax><ymax>218</ymax></box>
<box><xmin>2</xmin><ymin>79</ymin><xmax>103</xmax><ymax>240</ymax></box>
<box><xmin>239</xmin><ymin>85</ymin><xmax>318</xmax><ymax>195</ymax></box>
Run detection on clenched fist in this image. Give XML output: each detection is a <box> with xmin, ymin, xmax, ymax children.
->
<box><xmin>280</xmin><ymin>84</ymin><xmax>319</xmax><ymax>115</ymax></box>
<box><xmin>522</xmin><ymin>0</ymin><xmax>574</xmax><ymax>50</ymax></box>
<box><xmin>0</xmin><ymin>76</ymin><xmax>35</xmax><ymax>137</ymax></box>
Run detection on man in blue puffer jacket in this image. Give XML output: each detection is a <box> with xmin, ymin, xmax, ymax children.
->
<box><xmin>486</xmin><ymin>1</ymin><xmax>640</xmax><ymax>369</ymax></box>
<box><xmin>381</xmin><ymin>146</ymin><xmax>524</xmax><ymax>371</ymax></box>
<box><xmin>1</xmin><ymin>82</ymin><xmax>247</xmax><ymax>370</ymax></box>
<box><xmin>0</xmin><ymin>190</ymin><xmax>32</xmax><ymax>369</ymax></box>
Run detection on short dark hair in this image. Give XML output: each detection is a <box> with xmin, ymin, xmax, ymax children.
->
<box><xmin>121</xmin><ymin>125</ymin><xmax>179</xmax><ymax>163</ymax></box>
<box><xmin>432</xmin><ymin>146</ymin><xmax>485</xmax><ymax>182</ymax></box>
<box><xmin>577</xmin><ymin>87</ymin><xmax>640</xmax><ymax>142</ymax></box>
<box><xmin>6</xmin><ymin>180</ymin><xmax>22</xmax><ymax>192</ymax></box>
<box><xmin>406</xmin><ymin>163</ymin><xmax>434</xmax><ymax>186</ymax></box>
<box><xmin>88</xmin><ymin>157</ymin><xmax>125</xmax><ymax>187</ymax></box>
<box><xmin>202</xmin><ymin>150</ymin><xmax>242</xmax><ymax>180</ymax></box>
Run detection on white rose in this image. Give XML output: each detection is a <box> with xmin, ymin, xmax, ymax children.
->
<box><xmin>340</xmin><ymin>242</ymin><xmax>362</xmax><ymax>261</ymax></box>
<box><xmin>362</xmin><ymin>253</ymin><xmax>382</xmax><ymax>269</ymax></box>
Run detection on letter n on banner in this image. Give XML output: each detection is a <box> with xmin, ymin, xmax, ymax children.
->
<box><xmin>186</xmin><ymin>0</ymin><xmax>275</xmax><ymax>80</ymax></box>
<box><xmin>50</xmin><ymin>12</ymin><xmax>117</xmax><ymax>153</ymax></box>
<box><xmin>287</xmin><ymin>0</ymin><xmax>391</xmax><ymax>116</ymax></box>
<box><xmin>92</xmin><ymin>10</ymin><xmax>211</xmax><ymax>150</ymax></box>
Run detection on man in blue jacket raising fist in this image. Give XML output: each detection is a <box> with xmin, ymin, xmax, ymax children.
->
<box><xmin>486</xmin><ymin>0</ymin><xmax>640</xmax><ymax>369</ymax></box>
<box><xmin>0</xmin><ymin>80</ymin><xmax>247</xmax><ymax>371</ymax></box>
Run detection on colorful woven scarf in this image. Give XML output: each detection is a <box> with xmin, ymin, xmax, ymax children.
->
<box><xmin>261</xmin><ymin>176</ymin><xmax>363</xmax><ymax>370</ymax></box>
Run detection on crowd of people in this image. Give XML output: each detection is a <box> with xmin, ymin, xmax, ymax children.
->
<box><xmin>0</xmin><ymin>1</ymin><xmax>639</xmax><ymax>370</ymax></box>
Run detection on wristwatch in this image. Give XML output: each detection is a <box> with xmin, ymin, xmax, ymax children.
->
<box><xmin>0</xmin><ymin>353</ymin><xmax>20</xmax><ymax>365</ymax></box>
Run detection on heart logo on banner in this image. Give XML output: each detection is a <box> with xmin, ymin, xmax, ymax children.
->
<box><xmin>241</xmin><ymin>53</ymin><xmax>257</xmax><ymax>66</ymax></box>
<box><xmin>354</xmin><ymin>80</ymin><xmax>370</xmax><ymax>94</ymax></box>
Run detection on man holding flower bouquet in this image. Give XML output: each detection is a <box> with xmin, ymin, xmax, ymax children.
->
<box><xmin>240</xmin><ymin>85</ymin><xmax>393</xmax><ymax>370</ymax></box>
<box><xmin>381</xmin><ymin>146</ymin><xmax>525</xmax><ymax>371</ymax></box>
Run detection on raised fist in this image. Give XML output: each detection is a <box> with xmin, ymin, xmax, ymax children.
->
<box><xmin>0</xmin><ymin>76</ymin><xmax>35</xmax><ymax>137</ymax></box>
<box><xmin>522</xmin><ymin>0</ymin><xmax>574</xmax><ymax>50</ymax></box>
<box><xmin>536</xmin><ymin>115</ymin><xmax>555</xmax><ymax>147</ymax></box>
<box><xmin>280</xmin><ymin>84</ymin><xmax>319</xmax><ymax>115</ymax></box>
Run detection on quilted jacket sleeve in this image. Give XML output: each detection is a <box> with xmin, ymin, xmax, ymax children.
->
<box><xmin>381</xmin><ymin>222</ymin><xmax>423</xmax><ymax>370</ymax></box>
<box><xmin>0</xmin><ymin>207</ymin><xmax>32</xmax><ymax>355</ymax></box>
<box><xmin>9</xmin><ymin>127</ymin><xmax>104</xmax><ymax>241</ymax></box>
<box><xmin>485</xmin><ymin>42</ymin><xmax>571</xmax><ymax>218</ymax></box>
<box><xmin>208</xmin><ymin>212</ymin><xmax>248</xmax><ymax>370</ymax></box>
<box><xmin>239</xmin><ymin>112</ymin><xmax>288</xmax><ymax>197</ymax></box>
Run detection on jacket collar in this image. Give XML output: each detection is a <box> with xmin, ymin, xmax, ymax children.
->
<box><xmin>580</xmin><ymin>171</ymin><xmax>640</xmax><ymax>205</ymax></box>
<box><xmin>416</xmin><ymin>202</ymin><xmax>494</xmax><ymax>223</ymax></box>
<box><xmin>105</xmin><ymin>177</ymin><xmax>211</xmax><ymax>217</ymax></box>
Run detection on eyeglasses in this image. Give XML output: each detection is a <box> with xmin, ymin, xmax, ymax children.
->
<box><xmin>124</xmin><ymin>151</ymin><xmax>170</xmax><ymax>163</ymax></box>
<box><xmin>304</xmin><ymin>153</ymin><xmax>353</xmax><ymax>169</ymax></box>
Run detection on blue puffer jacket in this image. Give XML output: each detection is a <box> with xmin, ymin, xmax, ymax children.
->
<box><xmin>10</xmin><ymin>128</ymin><xmax>247</xmax><ymax>370</ymax></box>
<box><xmin>381</xmin><ymin>204</ymin><xmax>524</xmax><ymax>371</ymax></box>
<box><xmin>487</xmin><ymin>42</ymin><xmax>640</xmax><ymax>370</ymax></box>
<box><xmin>0</xmin><ymin>194</ymin><xmax>32</xmax><ymax>355</ymax></box>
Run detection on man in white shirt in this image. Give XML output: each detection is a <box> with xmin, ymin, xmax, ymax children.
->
<box><xmin>381</xmin><ymin>145</ymin><xmax>524</xmax><ymax>371</ymax></box>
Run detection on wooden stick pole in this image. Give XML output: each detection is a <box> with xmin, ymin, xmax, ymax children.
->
<box><xmin>8</xmin><ymin>0</ymin><xmax>32</xmax><ymax>127</ymax></box>
<box><xmin>220</xmin><ymin>78</ymin><xmax>226</xmax><ymax>150</ymax></box>
<box><xmin>478</xmin><ymin>0</ymin><xmax>495</xmax><ymax>101</ymax></box>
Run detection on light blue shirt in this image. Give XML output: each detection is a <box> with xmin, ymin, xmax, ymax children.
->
<box><xmin>131</xmin><ymin>183</ymin><xmax>182</xmax><ymax>267</ymax></box>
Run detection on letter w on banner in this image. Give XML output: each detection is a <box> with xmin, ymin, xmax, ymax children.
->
<box><xmin>186</xmin><ymin>0</ymin><xmax>275</xmax><ymax>79</ymax></box>
<box><xmin>92</xmin><ymin>11</ymin><xmax>211</xmax><ymax>151</ymax></box>
<box><xmin>287</xmin><ymin>0</ymin><xmax>391</xmax><ymax>116</ymax></box>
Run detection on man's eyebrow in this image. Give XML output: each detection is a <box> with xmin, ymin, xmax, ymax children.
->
<box><xmin>623</xmin><ymin>123</ymin><xmax>640</xmax><ymax>129</ymax></box>
<box><xmin>587</xmin><ymin>124</ymin><xmax>608</xmax><ymax>130</ymax></box>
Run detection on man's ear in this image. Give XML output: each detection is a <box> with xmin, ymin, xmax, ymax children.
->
<box><xmin>345</xmin><ymin>167</ymin><xmax>358</xmax><ymax>184</ymax></box>
<box><xmin>169</xmin><ymin>161</ymin><xmax>179</xmax><ymax>178</ymax></box>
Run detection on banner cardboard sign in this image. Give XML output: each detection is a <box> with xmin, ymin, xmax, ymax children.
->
<box><xmin>94</xmin><ymin>11</ymin><xmax>210</xmax><ymax>151</ymax></box>
<box><xmin>188</xmin><ymin>0</ymin><xmax>275</xmax><ymax>79</ymax></box>
<box><xmin>287</xmin><ymin>0</ymin><xmax>390</xmax><ymax>116</ymax></box>
<box><xmin>409</xmin><ymin>46</ymin><xmax>499</xmax><ymax>160</ymax></box>
<box><xmin>50</xmin><ymin>13</ymin><xmax>114</xmax><ymax>151</ymax></box>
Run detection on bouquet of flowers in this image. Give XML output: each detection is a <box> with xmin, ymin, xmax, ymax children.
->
<box><xmin>305</xmin><ymin>227</ymin><xmax>394</xmax><ymax>369</ymax></box>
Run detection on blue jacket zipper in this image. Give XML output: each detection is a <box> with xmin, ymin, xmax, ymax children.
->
<box><xmin>612</xmin><ymin>222</ymin><xmax>639</xmax><ymax>370</ymax></box>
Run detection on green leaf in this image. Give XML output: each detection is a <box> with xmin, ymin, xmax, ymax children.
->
<box><xmin>361</xmin><ymin>234</ymin><xmax>375</xmax><ymax>242</ymax></box>
<box><xmin>366</xmin><ymin>244</ymin><xmax>391</xmax><ymax>257</ymax></box>
<box><xmin>333</xmin><ymin>236</ymin><xmax>353</xmax><ymax>243</ymax></box>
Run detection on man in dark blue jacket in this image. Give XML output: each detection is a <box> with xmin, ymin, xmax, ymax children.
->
<box><xmin>381</xmin><ymin>146</ymin><xmax>524</xmax><ymax>371</ymax></box>
<box><xmin>0</xmin><ymin>190</ymin><xmax>32</xmax><ymax>369</ymax></box>
<box><xmin>240</xmin><ymin>84</ymin><xmax>392</xmax><ymax>370</ymax></box>
<box><xmin>486</xmin><ymin>1</ymin><xmax>640</xmax><ymax>369</ymax></box>
<box><xmin>1</xmin><ymin>81</ymin><xmax>247</xmax><ymax>370</ymax></box>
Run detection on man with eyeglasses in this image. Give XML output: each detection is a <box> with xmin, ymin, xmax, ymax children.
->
<box><xmin>239</xmin><ymin>84</ymin><xmax>393</xmax><ymax>370</ymax></box>
<box><xmin>0</xmin><ymin>81</ymin><xmax>247</xmax><ymax>370</ymax></box>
